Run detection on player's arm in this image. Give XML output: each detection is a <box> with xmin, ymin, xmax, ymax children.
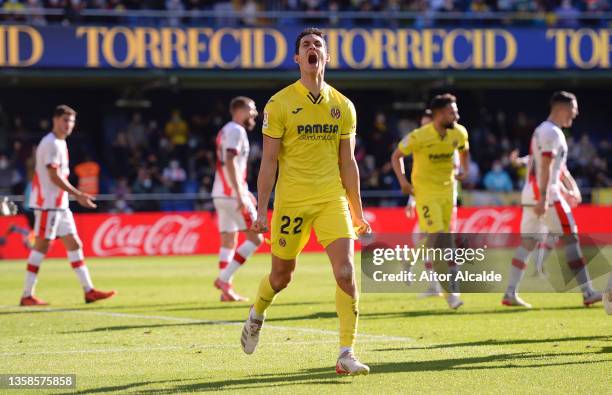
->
<box><xmin>560</xmin><ymin>167</ymin><xmax>582</xmax><ymax>206</ymax></box>
<box><xmin>252</xmin><ymin>135</ymin><xmax>280</xmax><ymax>233</ymax></box>
<box><xmin>391</xmin><ymin>148</ymin><xmax>414</xmax><ymax>195</ymax></box>
<box><xmin>456</xmin><ymin>126</ymin><xmax>470</xmax><ymax>181</ymax></box>
<box><xmin>47</xmin><ymin>166</ymin><xmax>96</xmax><ymax>209</ymax></box>
<box><xmin>339</xmin><ymin>136</ymin><xmax>370</xmax><ymax>235</ymax></box>
<box><xmin>225</xmin><ymin>150</ymin><xmax>246</xmax><ymax>210</ymax></box>
<box><xmin>510</xmin><ymin>149</ymin><xmax>529</xmax><ymax>168</ymax></box>
<box><xmin>534</xmin><ymin>155</ymin><xmax>553</xmax><ymax>216</ymax></box>
<box><xmin>456</xmin><ymin>149</ymin><xmax>470</xmax><ymax>181</ymax></box>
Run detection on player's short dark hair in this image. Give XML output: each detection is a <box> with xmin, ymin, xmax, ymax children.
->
<box><xmin>295</xmin><ymin>28</ymin><xmax>325</xmax><ymax>55</ymax></box>
<box><xmin>429</xmin><ymin>94</ymin><xmax>457</xmax><ymax>113</ymax></box>
<box><xmin>229</xmin><ymin>96</ymin><xmax>254</xmax><ymax>113</ymax></box>
<box><xmin>550</xmin><ymin>91</ymin><xmax>576</xmax><ymax>107</ymax></box>
<box><xmin>53</xmin><ymin>104</ymin><xmax>77</xmax><ymax>118</ymax></box>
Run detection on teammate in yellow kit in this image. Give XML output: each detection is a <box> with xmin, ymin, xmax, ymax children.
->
<box><xmin>240</xmin><ymin>28</ymin><xmax>371</xmax><ymax>375</ymax></box>
<box><xmin>391</xmin><ymin>94</ymin><xmax>470</xmax><ymax>309</ymax></box>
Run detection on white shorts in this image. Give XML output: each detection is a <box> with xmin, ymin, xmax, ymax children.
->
<box><xmin>520</xmin><ymin>199</ymin><xmax>578</xmax><ymax>236</ymax></box>
<box><xmin>213</xmin><ymin>197</ymin><xmax>257</xmax><ymax>233</ymax></box>
<box><xmin>34</xmin><ymin>209</ymin><xmax>77</xmax><ymax>240</ymax></box>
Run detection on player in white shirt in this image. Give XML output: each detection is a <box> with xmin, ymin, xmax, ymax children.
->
<box><xmin>20</xmin><ymin>105</ymin><xmax>116</xmax><ymax>306</ymax></box>
<box><xmin>502</xmin><ymin>92</ymin><xmax>601</xmax><ymax>308</ymax></box>
<box><xmin>213</xmin><ymin>97</ymin><xmax>263</xmax><ymax>302</ymax></box>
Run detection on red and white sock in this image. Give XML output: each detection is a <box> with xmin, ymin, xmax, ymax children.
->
<box><xmin>506</xmin><ymin>245</ymin><xmax>532</xmax><ymax>296</ymax></box>
<box><xmin>219</xmin><ymin>240</ymin><xmax>259</xmax><ymax>283</ymax></box>
<box><xmin>23</xmin><ymin>250</ymin><xmax>45</xmax><ymax>297</ymax></box>
<box><xmin>423</xmin><ymin>261</ymin><xmax>440</xmax><ymax>290</ymax></box>
<box><xmin>68</xmin><ymin>249</ymin><xmax>93</xmax><ymax>292</ymax></box>
<box><xmin>218</xmin><ymin>247</ymin><xmax>234</xmax><ymax>272</ymax></box>
<box><xmin>565</xmin><ymin>241</ymin><xmax>594</xmax><ymax>295</ymax></box>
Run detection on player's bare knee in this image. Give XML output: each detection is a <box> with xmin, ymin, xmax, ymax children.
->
<box><xmin>33</xmin><ymin>238</ymin><xmax>50</xmax><ymax>254</ymax></box>
<box><xmin>247</xmin><ymin>232</ymin><xmax>264</xmax><ymax>246</ymax></box>
<box><xmin>333</xmin><ymin>262</ymin><xmax>354</xmax><ymax>285</ymax></box>
<box><xmin>270</xmin><ymin>271</ymin><xmax>292</xmax><ymax>291</ymax></box>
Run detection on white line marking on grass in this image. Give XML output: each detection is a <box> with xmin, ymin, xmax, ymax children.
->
<box><xmin>1</xmin><ymin>339</ymin><xmax>390</xmax><ymax>357</ymax></box>
<box><xmin>2</xmin><ymin>306</ymin><xmax>413</xmax><ymax>343</ymax></box>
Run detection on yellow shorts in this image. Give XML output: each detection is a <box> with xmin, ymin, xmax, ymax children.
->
<box><xmin>270</xmin><ymin>198</ymin><xmax>356</xmax><ymax>260</ymax></box>
<box><xmin>416</xmin><ymin>194</ymin><xmax>454</xmax><ymax>233</ymax></box>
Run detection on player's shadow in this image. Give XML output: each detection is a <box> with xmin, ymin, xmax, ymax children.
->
<box><xmin>60</xmin><ymin>321</ymin><xmax>242</xmax><ymax>334</ymax></box>
<box><xmin>357</xmin><ymin>305</ymin><xmax>588</xmax><ymax>320</ymax></box>
<box><xmin>129</xmin><ymin>350</ymin><xmax>611</xmax><ymax>393</ymax></box>
<box><xmin>157</xmin><ymin>300</ymin><xmax>326</xmax><ymax>313</ymax></box>
<box><xmin>54</xmin><ymin>378</ymin><xmax>196</xmax><ymax>395</ymax></box>
<box><xmin>373</xmin><ymin>335</ymin><xmax>611</xmax><ymax>352</ymax></box>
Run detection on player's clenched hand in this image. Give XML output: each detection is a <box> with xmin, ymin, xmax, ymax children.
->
<box><xmin>455</xmin><ymin>172</ymin><xmax>467</xmax><ymax>181</ymax></box>
<box><xmin>405</xmin><ymin>196</ymin><xmax>416</xmax><ymax>219</ymax></box>
<box><xmin>534</xmin><ymin>200</ymin><xmax>547</xmax><ymax>217</ymax></box>
<box><xmin>353</xmin><ymin>216</ymin><xmax>371</xmax><ymax>236</ymax></box>
<box><xmin>399</xmin><ymin>181</ymin><xmax>414</xmax><ymax>196</ymax></box>
<box><xmin>251</xmin><ymin>214</ymin><xmax>269</xmax><ymax>233</ymax></box>
<box><xmin>77</xmin><ymin>193</ymin><xmax>97</xmax><ymax>209</ymax></box>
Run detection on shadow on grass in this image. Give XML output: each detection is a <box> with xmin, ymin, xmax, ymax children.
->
<box><xmin>374</xmin><ymin>335</ymin><xmax>612</xmax><ymax>351</ymax></box>
<box><xmin>107</xmin><ymin>351</ymin><xmax>611</xmax><ymax>393</ymax></box>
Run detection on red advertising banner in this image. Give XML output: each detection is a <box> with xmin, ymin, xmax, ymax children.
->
<box><xmin>1</xmin><ymin>205</ymin><xmax>611</xmax><ymax>259</ymax></box>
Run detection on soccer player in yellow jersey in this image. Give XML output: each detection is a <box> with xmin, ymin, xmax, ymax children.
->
<box><xmin>240</xmin><ymin>28</ymin><xmax>371</xmax><ymax>375</ymax></box>
<box><xmin>391</xmin><ymin>94</ymin><xmax>470</xmax><ymax>309</ymax></box>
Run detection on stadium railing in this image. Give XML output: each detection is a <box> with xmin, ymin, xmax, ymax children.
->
<box><xmin>1</xmin><ymin>9</ymin><xmax>612</xmax><ymax>25</ymax></box>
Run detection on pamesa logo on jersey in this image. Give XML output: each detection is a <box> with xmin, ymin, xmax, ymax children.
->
<box><xmin>296</xmin><ymin>124</ymin><xmax>339</xmax><ymax>141</ymax></box>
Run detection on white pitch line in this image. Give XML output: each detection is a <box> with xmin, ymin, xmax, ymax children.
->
<box><xmin>1</xmin><ymin>306</ymin><xmax>413</xmax><ymax>343</ymax></box>
<box><xmin>1</xmin><ymin>339</ymin><xmax>374</xmax><ymax>357</ymax></box>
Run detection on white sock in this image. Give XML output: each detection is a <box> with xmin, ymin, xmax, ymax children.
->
<box><xmin>220</xmin><ymin>240</ymin><xmax>259</xmax><ymax>283</ymax></box>
<box><xmin>339</xmin><ymin>347</ymin><xmax>353</xmax><ymax>356</ymax></box>
<box><xmin>250</xmin><ymin>307</ymin><xmax>264</xmax><ymax>321</ymax></box>
<box><xmin>506</xmin><ymin>246</ymin><xmax>532</xmax><ymax>295</ymax></box>
<box><xmin>218</xmin><ymin>247</ymin><xmax>234</xmax><ymax>272</ymax></box>
<box><xmin>23</xmin><ymin>250</ymin><xmax>45</xmax><ymax>297</ymax></box>
<box><xmin>68</xmin><ymin>249</ymin><xmax>94</xmax><ymax>292</ymax></box>
<box><xmin>424</xmin><ymin>261</ymin><xmax>439</xmax><ymax>290</ymax></box>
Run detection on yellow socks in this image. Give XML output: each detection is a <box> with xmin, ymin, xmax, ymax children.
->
<box><xmin>336</xmin><ymin>284</ymin><xmax>359</xmax><ymax>349</ymax></box>
<box><xmin>253</xmin><ymin>275</ymin><xmax>277</xmax><ymax>317</ymax></box>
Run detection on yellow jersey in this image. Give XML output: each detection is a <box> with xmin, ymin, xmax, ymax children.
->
<box><xmin>262</xmin><ymin>80</ymin><xmax>356</xmax><ymax>207</ymax></box>
<box><xmin>398</xmin><ymin>122</ymin><xmax>469</xmax><ymax>196</ymax></box>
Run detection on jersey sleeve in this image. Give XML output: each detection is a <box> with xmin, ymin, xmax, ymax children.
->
<box><xmin>43</xmin><ymin>140</ymin><xmax>62</xmax><ymax>168</ymax></box>
<box><xmin>457</xmin><ymin>125</ymin><xmax>469</xmax><ymax>151</ymax></box>
<box><xmin>398</xmin><ymin>131</ymin><xmax>418</xmax><ymax>155</ymax></box>
<box><xmin>223</xmin><ymin>125</ymin><xmax>242</xmax><ymax>154</ymax></box>
<box><xmin>262</xmin><ymin>98</ymin><xmax>285</xmax><ymax>139</ymax></box>
<box><xmin>340</xmin><ymin>99</ymin><xmax>357</xmax><ymax>140</ymax></box>
<box><xmin>539</xmin><ymin>127</ymin><xmax>560</xmax><ymax>157</ymax></box>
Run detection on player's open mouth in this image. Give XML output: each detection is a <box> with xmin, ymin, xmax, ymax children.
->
<box><xmin>308</xmin><ymin>54</ymin><xmax>317</xmax><ymax>65</ymax></box>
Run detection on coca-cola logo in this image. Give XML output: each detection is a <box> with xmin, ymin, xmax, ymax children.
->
<box><xmin>92</xmin><ymin>215</ymin><xmax>203</xmax><ymax>256</ymax></box>
<box><xmin>409</xmin><ymin>208</ymin><xmax>519</xmax><ymax>245</ymax></box>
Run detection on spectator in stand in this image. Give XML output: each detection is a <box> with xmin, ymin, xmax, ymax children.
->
<box><xmin>0</xmin><ymin>152</ymin><xmax>22</xmax><ymax>195</ymax></box>
<box><xmin>110</xmin><ymin>176</ymin><xmax>133</xmax><ymax>213</ymax></box>
<box><xmin>132</xmin><ymin>166</ymin><xmax>158</xmax><ymax>211</ymax></box>
<box><xmin>162</xmin><ymin>158</ymin><xmax>187</xmax><ymax>193</ymax></box>
<box><xmin>164</xmin><ymin>109</ymin><xmax>189</xmax><ymax>157</ymax></box>
<box><xmin>483</xmin><ymin>160</ymin><xmax>513</xmax><ymax>192</ymax></box>
<box><xmin>74</xmin><ymin>155</ymin><xmax>101</xmax><ymax>197</ymax></box>
<box><xmin>126</xmin><ymin>112</ymin><xmax>147</xmax><ymax>151</ymax></box>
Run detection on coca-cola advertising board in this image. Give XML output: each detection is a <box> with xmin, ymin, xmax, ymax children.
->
<box><xmin>0</xmin><ymin>206</ymin><xmax>611</xmax><ymax>259</ymax></box>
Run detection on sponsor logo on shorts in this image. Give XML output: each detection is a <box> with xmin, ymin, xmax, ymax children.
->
<box><xmin>279</xmin><ymin>238</ymin><xmax>286</xmax><ymax>247</ymax></box>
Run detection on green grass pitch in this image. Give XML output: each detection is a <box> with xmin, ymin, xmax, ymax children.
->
<box><xmin>0</xmin><ymin>253</ymin><xmax>610</xmax><ymax>394</ymax></box>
